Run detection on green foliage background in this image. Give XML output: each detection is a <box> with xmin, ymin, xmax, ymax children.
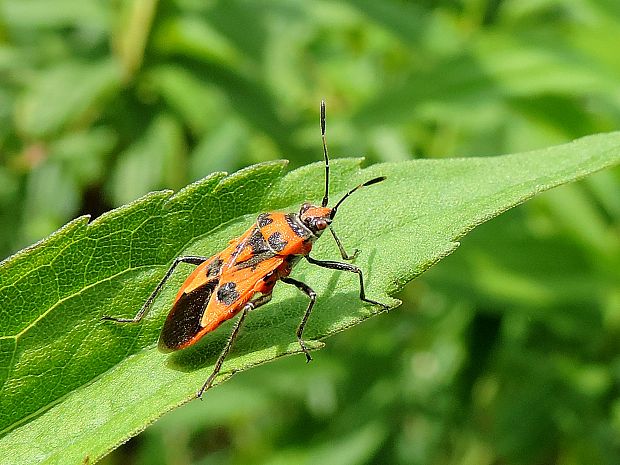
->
<box><xmin>1</xmin><ymin>1</ymin><xmax>620</xmax><ymax>464</ymax></box>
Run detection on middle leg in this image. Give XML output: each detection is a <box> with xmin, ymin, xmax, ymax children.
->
<box><xmin>197</xmin><ymin>293</ymin><xmax>272</xmax><ymax>398</ymax></box>
<box><xmin>281</xmin><ymin>277</ymin><xmax>317</xmax><ymax>362</ymax></box>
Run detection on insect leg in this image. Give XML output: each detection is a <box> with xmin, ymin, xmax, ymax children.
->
<box><xmin>328</xmin><ymin>226</ymin><xmax>359</xmax><ymax>261</ymax></box>
<box><xmin>101</xmin><ymin>256</ymin><xmax>208</xmax><ymax>323</ymax></box>
<box><xmin>197</xmin><ymin>293</ymin><xmax>272</xmax><ymax>398</ymax></box>
<box><xmin>305</xmin><ymin>255</ymin><xmax>389</xmax><ymax>310</ymax></box>
<box><xmin>281</xmin><ymin>277</ymin><xmax>316</xmax><ymax>362</ymax></box>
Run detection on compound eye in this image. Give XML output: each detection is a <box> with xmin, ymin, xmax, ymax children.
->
<box><xmin>315</xmin><ymin>219</ymin><xmax>328</xmax><ymax>230</ymax></box>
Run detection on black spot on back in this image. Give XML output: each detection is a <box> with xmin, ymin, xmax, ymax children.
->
<box><xmin>268</xmin><ymin>232</ymin><xmax>288</xmax><ymax>252</ymax></box>
<box><xmin>159</xmin><ymin>280</ymin><xmax>217</xmax><ymax>351</ymax></box>
<box><xmin>257</xmin><ymin>213</ymin><xmax>273</xmax><ymax>228</ymax></box>
<box><xmin>236</xmin><ymin>251</ymin><xmax>275</xmax><ymax>270</ymax></box>
<box><xmin>248</xmin><ymin>228</ymin><xmax>270</xmax><ymax>254</ymax></box>
<box><xmin>217</xmin><ymin>281</ymin><xmax>240</xmax><ymax>305</ymax></box>
<box><xmin>206</xmin><ymin>258</ymin><xmax>223</xmax><ymax>277</ymax></box>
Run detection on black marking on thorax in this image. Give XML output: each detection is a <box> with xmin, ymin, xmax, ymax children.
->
<box><xmin>285</xmin><ymin>213</ymin><xmax>312</xmax><ymax>239</ymax></box>
<box><xmin>217</xmin><ymin>282</ymin><xmax>240</xmax><ymax>305</ymax></box>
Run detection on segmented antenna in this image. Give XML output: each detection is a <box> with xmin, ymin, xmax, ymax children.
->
<box><xmin>321</xmin><ymin>100</ymin><xmax>330</xmax><ymax>207</ymax></box>
<box><xmin>330</xmin><ymin>176</ymin><xmax>386</xmax><ymax>219</ymax></box>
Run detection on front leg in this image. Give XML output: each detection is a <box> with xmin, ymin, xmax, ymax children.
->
<box><xmin>328</xmin><ymin>226</ymin><xmax>359</xmax><ymax>261</ymax></box>
<box><xmin>305</xmin><ymin>255</ymin><xmax>389</xmax><ymax>310</ymax></box>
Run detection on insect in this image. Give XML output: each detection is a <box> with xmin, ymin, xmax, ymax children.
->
<box><xmin>103</xmin><ymin>101</ymin><xmax>389</xmax><ymax>398</ymax></box>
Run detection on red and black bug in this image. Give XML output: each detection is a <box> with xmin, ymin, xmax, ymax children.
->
<box><xmin>103</xmin><ymin>101</ymin><xmax>389</xmax><ymax>398</ymax></box>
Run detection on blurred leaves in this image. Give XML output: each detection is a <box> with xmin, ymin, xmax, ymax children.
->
<box><xmin>1</xmin><ymin>0</ymin><xmax>620</xmax><ymax>464</ymax></box>
<box><xmin>107</xmin><ymin>114</ymin><xmax>184</xmax><ymax>204</ymax></box>
<box><xmin>16</xmin><ymin>60</ymin><xmax>122</xmax><ymax>138</ymax></box>
<box><xmin>2</xmin><ymin>0</ymin><xmax>620</xmax><ymax>255</ymax></box>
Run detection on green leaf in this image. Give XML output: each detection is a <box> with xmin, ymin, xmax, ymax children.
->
<box><xmin>106</xmin><ymin>114</ymin><xmax>186</xmax><ymax>206</ymax></box>
<box><xmin>1</xmin><ymin>132</ymin><xmax>620</xmax><ymax>464</ymax></box>
<box><xmin>2</xmin><ymin>0</ymin><xmax>108</xmax><ymax>29</ymax></box>
<box><xmin>15</xmin><ymin>60</ymin><xmax>122</xmax><ymax>138</ymax></box>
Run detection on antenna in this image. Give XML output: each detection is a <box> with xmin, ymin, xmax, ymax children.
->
<box><xmin>330</xmin><ymin>176</ymin><xmax>386</xmax><ymax>219</ymax></box>
<box><xmin>321</xmin><ymin>100</ymin><xmax>330</xmax><ymax>207</ymax></box>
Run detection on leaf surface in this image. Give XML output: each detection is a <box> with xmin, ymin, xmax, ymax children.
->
<box><xmin>1</xmin><ymin>132</ymin><xmax>620</xmax><ymax>464</ymax></box>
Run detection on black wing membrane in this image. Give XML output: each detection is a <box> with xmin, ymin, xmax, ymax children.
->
<box><xmin>158</xmin><ymin>279</ymin><xmax>218</xmax><ymax>351</ymax></box>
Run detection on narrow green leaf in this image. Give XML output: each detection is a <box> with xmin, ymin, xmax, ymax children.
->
<box><xmin>1</xmin><ymin>132</ymin><xmax>620</xmax><ymax>464</ymax></box>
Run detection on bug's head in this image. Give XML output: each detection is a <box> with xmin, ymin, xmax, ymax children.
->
<box><xmin>299</xmin><ymin>203</ymin><xmax>332</xmax><ymax>236</ymax></box>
